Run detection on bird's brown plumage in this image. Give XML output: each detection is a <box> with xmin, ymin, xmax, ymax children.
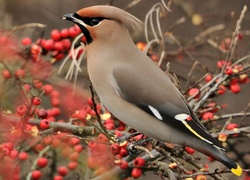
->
<box><xmin>63</xmin><ymin>5</ymin><xmax>242</xmax><ymax>176</ymax></box>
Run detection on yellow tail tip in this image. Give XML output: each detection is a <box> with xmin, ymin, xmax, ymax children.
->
<box><xmin>231</xmin><ymin>164</ymin><xmax>242</xmax><ymax>176</ymax></box>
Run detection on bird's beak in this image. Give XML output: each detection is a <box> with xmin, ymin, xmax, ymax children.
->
<box><xmin>62</xmin><ymin>13</ymin><xmax>93</xmax><ymax>44</ymax></box>
<box><xmin>63</xmin><ymin>13</ymin><xmax>75</xmax><ymax>22</ymax></box>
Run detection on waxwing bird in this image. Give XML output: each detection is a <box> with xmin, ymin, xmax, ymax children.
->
<box><xmin>63</xmin><ymin>5</ymin><xmax>242</xmax><ymax>176</ymax></box>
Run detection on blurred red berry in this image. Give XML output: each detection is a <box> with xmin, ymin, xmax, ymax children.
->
<box><xmin>111</xmin><ymin>143</ymin><xmax>121</xmax><ymax>155</ymax></box>
<box><xmin>21</xmin><ymin>37</ymin><xmax>32</xmax><ymax>46</ymax></box>
<box><xmin>51</xmin><ymin>29</ymin><xmax>61</xmax><ymax>41</ymax></box>
<box><xmin>74</xmin><ymin>144</ymin><xmax>83</xmax><ymax>153</ymax></box>
<box><xmin>57</xmin><ymin>166</ymin><xmax>68</xmax><ymax>176</ymax></box>
<box><xmin>42</xmin><ymin>84</ymin><xmax>53</xmax><ymax>94</ymax></box>
<box><xmin>32</xmin><ymin>97</ymin><xmax>41</xmax><ymax>105</ymax></box>
<box><xmin>18</xmin><ymin>152</ymin><xmax>28</xmax><ymax>160</ymax></box>
<box><xmin>14</xmin><ymin>69</ymin><xmax>25</xmax><ymax>79</ymax></box>
<box><xmin>53</xmin><ymin>175</ymin><xmax>63</xmax><ymax>180</ymax></box>
<box><xmin>226</xmin><ymin>123</ymin><xmax>238</xmax><ymax>130</ymax></box>
<box><xmin>134</xmin><ymin>157</ymin><xmax>145</xmax><ymax>167</ymax></box>
<box><xmin>68</xmin><ymin>161</ymin><xmax>78</xmax><ymax>170</ymax></box>
<box><xmin>119</xmin><ymin>160</ymin><xmax>128</xmax><ymax>170</ymax></box>
<box><xmin>2</xmin><ymin>69</ymin><xmax>12</xmax><ymax>79</ymax></box>
<box><xmin>97</xmin><ymin>134</ymin><xmax>109</xmax><ymax>142</ymax></box>
<box><xmin>185</xmin><ymin>146</ymin><xmax>195</xmax><ymax>154</ymax></box>
<box><xmin>202</xmin><ymin>112</ymin><xmax>214</xmax><ymax>120</ymax></box>
<box><xmin>16</xmin><ymin>104</ymin><xmax>27</xmax><ymax>116</ymax></box>
<box><xmin>54</xmin><ymin>41</ymin><xmax>64</xmax><ymax>51</ymax></box>
<box><xmin>217</xmin><ymin>85</ymin><xmax>226</xmax><ymax>95</ymax></box>
<box><xmin>119</xmin><ymin>147</ymin><xmax>128</xmax><ymax>157</ymax></box>
<box><xmin>31</xmin><ymin>170</ymin><xmax>42</xmax><ymax>180</ymax></box>
<box><xmin>43</xmin><ymin>39</ymin><xmax>54</xmax><ymax>50</ymax></box>
<box><xmin>37</xmin><ymin>157</ymin><xmax>48</xmax><ymax>168</ymax></box>
<box><xmin>69</xmin><ymin>27</ymin><xmax>78</xmax><ymax>37</ymax></box>
<box><xmin>205</xmin><ymin>73</ymin><xmax>213</xmax><ymax>82</ymax></box>
<box><xmin>131</xmin><ymin>168</ymin><xmax>142</xmax><ymax>178</ymax></box>
<box><xmin>60</xmin><ymin>28</ymin><xmax>69</xmax><ymax>38</ymax></box>
<box><xmin>230</xmin><ymin>83</ymin><xmax>241</xmax><ymax>94</ymax></box>
<box><xmin>224</xmin><ymin>67</ymin><xmax>233</xmax><ymax>75</ymax></box>
<box><xmin>188</xmin><ymin>88</ymin><xmax>200</xmax><ymax>99</ymax></box>
<box><xmin>40</xmin><ymin>119</ymin><xmax>50</xmax><ymax>129</ymax></box>
<box><xmin>37</xmin><ymin>108</ymin><xmax>48</xmax><ymax>119</ymax></box>
<box><xmin>9</xmin><ymin>149</ymin><xmax>18</xmax><ymax>159</ymax></box>
<box><xmin>62</xmin><ymin>39</ymin><xmax>71</xmax><ymax>50</ymax></box>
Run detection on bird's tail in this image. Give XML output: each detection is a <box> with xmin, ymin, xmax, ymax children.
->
<box><xmin>215</xmin><ymin>150</ymin><xmax>242</xmax><ymax>176</ymax></box>
<box><xmin>197</xmin><ymin>141</ymin><xmax>243</xmax><ymax>176</ymax></box>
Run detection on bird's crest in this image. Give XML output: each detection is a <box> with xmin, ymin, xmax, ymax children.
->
<box><xmin>76</xmin><ymin>5</ymin><xmax>144</xmax><ymax>34</ymax></box>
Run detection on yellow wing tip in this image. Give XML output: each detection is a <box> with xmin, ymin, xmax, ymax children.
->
<box><xmin>231</xmin><ymin>164</ymin><xmax>242</xmax><ymax>176</ymax></box>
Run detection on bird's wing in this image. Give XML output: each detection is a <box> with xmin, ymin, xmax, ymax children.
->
<box><xmin>112</xmin><ymin>63</ymin><xmax>225</xmax><ymax>150</ymax></box>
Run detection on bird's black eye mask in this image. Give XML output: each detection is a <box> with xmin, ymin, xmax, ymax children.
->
<box><xmin>64</xmin><ymin>13</ymin><xmax>108</xmax><ymax>44</ymax></box>
<box><xmin>72</xmin><ymin>13</ymin><xmax>106</xmax><ymax>27</ymax></box>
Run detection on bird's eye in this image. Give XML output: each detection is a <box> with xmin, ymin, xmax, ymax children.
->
<box><xmin>89</xmin><ymin>18</ymin><xmax>104</xmax><ymax>26</ymax></box>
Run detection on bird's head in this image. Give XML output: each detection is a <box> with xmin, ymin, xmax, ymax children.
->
<box><xmin>63</xmin><ymin>5</ymin><xmax>143</xmax><ymax>45</ymax></box>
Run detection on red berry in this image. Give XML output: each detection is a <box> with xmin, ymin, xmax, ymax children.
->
<box><xmin>224</xmin><ymin>67</ymin><xmax>233</xmax><ymax>75</ymax></box>
<box><xmin>2</xmin><ymin>147</ymin><xmax>10</xmax><ymax>155</ymax></box>
<box><xmin>51</xmin><ymin>29</ymin><xmax>61</xmax><ymax>41</ymax></box>
<box><xmin>188</xmin><ymin>88</ymin><xmax>200</xmax><ymax>99</ymax></box>
<box><xmin>32</xmin><ymin>97</ymin><xmax>41</xmax><ymax>105</ymax></box>
<box><xmin>60</xmin><ymin>28</ymin><xmax>69</xmax><ymax>38</ymax></box>
<box><xmin>43</xmin><ymin>136</ymin><xmax>52</xmax><ymax>145</ymax></box>
<box><xmin>119</xmin><ymin>147</ymin><xmax>128</xmax><ymax>157</ymax></box>
<box><xmin>37</xmin><ymin>157</ymin><xmax>48</xmax><ymax>168</ymax></box>
<box><xmin>74</xmin><ymin>144</ymin><xmax>83</xmax><ymax>153</ymax></box>
<box><xmin>134</xmin><ymin>157</ymin><xmax>145</xmax><ymax>167</ymax></box>
<box><xmin>205</xmin><ymin>73</ymin><xmax>212</xmax><ymax>82</ymax></box>
<box><xmin>119</xmin><ymin>161</ymin><xmax>128</xmax><ymax>170</ymax></box>
<box><xmin>2</xmin><ymin>69</ymin><xmax>12</xmax><ymax>79</ymax></box>
<box><xmin>111</xmin><ymin>143</ymin><xmax>121</xmax><ymax>155</ymax></box>
<box><xmin>74</xmin><ymin>25</ymin><xmax>81</xmax><ymax>34</ymax></box>
<box><xmin>31</xmin><ymin>170</ymin><xmax>41</xmax><ymax>180</ymax></box>
<box><xmin>50</xmin><ymin>90</ymin><xmax>60</xmax><ymax>98</ymax></box>
<box><xmin>226</xmin><ymin>123</ymin><xmax>238</xmax><ymax>130</ymax></box>
<box><xmin>42</xmin><ymin>84</ymin><xmax>53</xmax><ymax>94</ymax></box>
<box><xmin>37</xmin><ymin>108</ymin><xmax>48</xmax><ymax>119</ymax></box>
<box><xmin>104</xmin><ymin>122</ymin><xmax>115</xmax><ymax>130</ymax></box>
<box><xmin>69</xmin><ymin>152</ymin><xmax>79</xmax><ymax>161</ymax></box>
<box><xmin>217</xmin><ymin>85</ymin><xmax>226</xmax><ymax>95</ymax></box>
<box><xmin>40</xmin><ymin>119</ymin><xmax>50</xmax><ymax>130</ymax></box>
<box><xmin>202</xmin><ymin>112</ymin><xmax>214</xmax><ymax>120</ymax></box>
<box><xmin>53</xmin><ymin>175</ymin><xmax>63</xmax><ymax>180</ymax></box>
<box><xmin>51</xmin><ymin>98</ymin><xmax>60</xmax><ymax>107</ymax></box>
<box><xmin>16</xmin><ymin>105</ymin><xmax>27</xmax><ymax>116</ymax></box>
<box><xmin>69</xmin><ymin>27</ymin><xmax>78</xmax><ymax>37</ymax></box>
<box><xmin>14</xmin><ymin>69</ymin><xmax>25</xmax><ymax>79</ymax></box>
<box><xmin>57</xmin><ymin>166</ymin><xmax>68</xmax><ymax>176</ymax></box>
<box><xmin>68</xmin><ymin>161</ymin><xmax>78</xmax><ymax>170</ymax></box>
<box><xmin>43</xmin><ymin>39</ymin><xmax>54</xmax><ymax>50</ymax></box>
<box><xmin>9</xmin><ymin>149</ymin><xmax>18</xmax><ymax>159</ymax></box>
<box><xmin>54</xmin><ymin>41</ymin><xmax>64</xmax><ymax>51</ymax></box>
<box><xmin>62</xmin><ymin>39</ymin><xmax>71</xmax><ymax>50</ymax></box>
<box><xmin>230</xmin><ymin>83</ymin><xmax>241</xmax><ymax>94</ymax></box>
<box><xmin>4</xmin><ymin>142</ymin><xmax>14</xmax><ymax>150</ymax></box>
<box><xmin>97</xmin><ymin>134</ymin><xmax>109</xmax><ymax>142</ymax></box>
<box><xmin>82</xmin><ymin>105</ymin><xmax>91</xmax><ymax>113</ymax></box>
<box><xmin>185</xmin><ymin>146</ymin><xmax>195</xmax><ymax>154</ymax></box>
<box><xmin>33</xmin><ymin>79</ymin><xmax>43</xmax><ymax>89</ymax></box>
<box><xmin>131</xmin><ymin>168</ymin><xmax>142</xmax><ymax>178</ymax></box>
<box><xmin>238</xmin><ymin>33</ymin><xmax>243</xmax><ymax>40</ymax></box>
<box><xmin>22</xmin><ymin>37</ymin><xmax>32</xmax><ymax>46</ymax></box>
<box><xmin>18</xmin><ymin>152</ymin><xmax>28</xmax><ymax>160</ymax></box>
<box><xmin>70</xmin><ymin>137</ymin><xmax>80</xmax><ymax>145</ymax></box>
<box><xmin>217</xmin><ymin>60</ymin><xmax>225</xmax><ymax>69</ymax></box>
